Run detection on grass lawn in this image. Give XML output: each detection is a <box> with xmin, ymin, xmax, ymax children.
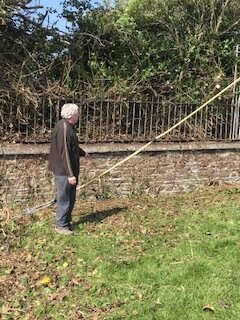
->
<box><xmin>1</xmin><ymin>186</ymin><xmax>240</xmax><ymax>319</ymax></box>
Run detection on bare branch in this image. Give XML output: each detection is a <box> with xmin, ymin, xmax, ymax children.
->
<box><xmin>215</xmin><ymin>0</ymin><xmax>231</xmax><ymax>33</ymax></box>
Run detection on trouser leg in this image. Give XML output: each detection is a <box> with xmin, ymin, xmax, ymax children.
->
<box><xmin>55</xmin><ymin>176</ymin><xmax>76</xmax><ymax>228</ymax></box>
<box><xmin>68</xmin><ymin>183</ymin><xmax>76</xmax><ymax>225</ymax></box>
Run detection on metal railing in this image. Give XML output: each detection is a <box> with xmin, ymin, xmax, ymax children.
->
<box><xmin>1</xmin><ymin>96</ymin><xmax>240</xmax><ymax>143</ymax></box>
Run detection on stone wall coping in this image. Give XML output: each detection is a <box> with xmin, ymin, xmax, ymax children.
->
<box><xmin>1</xmin><ymin>141</ymin><xmax>240</xmax><ymax>156</ymax></box>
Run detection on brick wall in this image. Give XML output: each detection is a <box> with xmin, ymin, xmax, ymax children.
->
<box><xmin>1</xmin><ymin>142</ymin><xmax>240</xmax><ymax>204</ymax></box>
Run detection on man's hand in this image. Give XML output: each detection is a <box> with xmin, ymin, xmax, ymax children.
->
<box><xmin>68</xmin><ymin>176</ymin><xmax>77</xmax><ymax>185</ymax></box>
<box><xmin>85</xmin><ymin>152</ymin><xmax>91</xmax><ymax>160</ymax></box>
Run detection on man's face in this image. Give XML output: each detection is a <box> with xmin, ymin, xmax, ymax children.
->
<box><xmin>71</xmin><ymin>113</ymin><xmax>79</xmax><ymax>125</ymax></box>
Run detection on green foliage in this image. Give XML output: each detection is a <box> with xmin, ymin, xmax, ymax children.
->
<box><xmin>57</xmin><ymin>0</ymin><xmax>240</xmax><ymax>100</ymax></box>
<box><xmin>1</xmin><ymin>0</ymin><xmax>240</xmax><ymax>103</ymax></box>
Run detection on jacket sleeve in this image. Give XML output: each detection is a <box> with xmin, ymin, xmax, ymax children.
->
<box><xmin>57</xmin><ymin>121</ymin><xmax>74</xmax><ymax>177</ymax></box>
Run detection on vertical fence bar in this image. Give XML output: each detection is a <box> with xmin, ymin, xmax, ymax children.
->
<box><xmin>112</xmin><ymin>100</ymin><xmax>116</xmax><ymax>138</ymax></box>
<box><xmin>137</xmin><ymin>101</ymin><xmax>142</xmax><ymax>139</ymax></box>
<box><xmin>78</xmin><ymin>102</ymin><xmax>82</xmax><ymax>141</ymax></box>
<box><xmin>143</xmin><ymin>99</ymin><xmax>148</xmax><ymax>139</ymax></box>
<box><xmin>149</xmin><ymin>96</ymin><xmax>153</xmax><ymax>139</ymax></box>
<box><xmin>9</xmin><ymin>104</ymin><xmax>13</xmax><ymax>137</ymax></box>
<box><xmin>204</xmin><ymin>105</ymin><xmax>208</xmax><ymax>139</ymax></box>
<box><xmin>125</xmin><ymin>100</ymin><xmax>129</xmax><ymax>140</ymax></box>
<box><xmin>41</xmin><ymin>97</ymin><xmax>45</xmax><ymax>131</ymax></box>
<box><xmin>119</xmin><ymin>101</ymin><xmax>122</xmax><ymax>139</ymax></box>
<box><xmin>33</xmin><ymin>105</ymin><xmax>37</xmax><ymax>142</ymax></box>
<box><xmin>100</xmin><ymin>100</ymin><xmax>103</xmax><ymax>141</ymax></box>
<box><xmin>173</xmin><ymin>103</ymin><xmax>177</xmax><ymax>138</ymax></box>
<box><xmin>194</xmin><ymin>104</ymin><xmax>198</xmax><ymax>140</ymax></box>
<box><xmin>191</xmin><ymin>104</ymin><xmax>194</xmax><ymax>139</ymax></box>
<box><xmin>236</xmin><ymin>95</ymin><xmax>240</xmax><ymax>140</ymax></box>
<box><xmin>131</xmin><ymin>100</ymin><xmax>136</xmax><ymax>140</ymax></box>
<box><xmin>167</xmin><ymin>105</ymin><xmax>171</xmax><ymax>130</ymax></box>
<box><xmin>49</xmin><ymin>98</ymin><xmax>53</xmax><ymax>132</ymax></box>
<box><xmin>85</xmin><ymin>102</ymin><xmax>89</xmax><ymax>143</ymax></box>
<box><xmin>162</xmin><ymin>102</ymin><xmax>165</xmax><ymax>137</ymax></box>
<box><xmin>237</xmin><ymin>96</ymin><xmax>240</xmax><ymax>139</ymax></box>
<box><xmin>224</xmin><ymin>104</ymin><xmax>229</xmax><ymax>140</ymax></box>
<box><xmin>214</xmin><ymin>104</ymin><xmax>218</xmax><ymax>140</ymax></box>
<box><xmin>210</xmin><ymin>104</ymin><xmax>214</xmax><ymax>139</ymax></box>
<box><xmin>219</xmin><ymin>106</ymin><xmax>223</xmax><ymax>140</ymax></box>
<box><xmin>17</xmin><ymin>109</ymin><xmax>20</xmax><ymax>139</ymax></box>
<box><xmin>155</xmin><ymin>96</ymin><xmax>160</xmax><ymax>137</ymax></box>
<box><xmin>229</xmin><ymin>99</ymin><xmax>235</xmax><ymax>139</ymax></box>
<box><xmin>25</xmin><ymin>105</ymin><xmax>29</xmax><ymax>142</ymax></box>
<box><xmin>106</xmin><ymin>99</ymin><xmax>110</xmax><ymax>141</ymax></box>
<box><xmin>188</xmin><ymin>104</ymin><xmax>192</xmax><ymax>140</ymax></box>
<box><xmin>92</xmin><ymin>101</ymin><xmax>96</xmax><ymax>142</ymax></box>
<box><xmin>0</xmin><ymin>107</ymin><xmax>3</xmax><ymax>138</ymax></box>
<box><xmin>192</xmin><ymin>104</ymin><xmax>195</xmax><ymax>139</ymax></box>
<box><xmin>183</xmin><ymin>104</ymin><xmax>187</xmax><ymax>139</ymax></box>
<box><xmin>178</xmin><ymin>103</ymin><xmax>182</xmax><ymax>139</ymax></box>
<box><xmin>199</xmin><ymin>107</ymin><xmax>203</xmax><ymax>139</ymax></box>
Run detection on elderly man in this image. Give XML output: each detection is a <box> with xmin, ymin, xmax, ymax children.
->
<box><xmin>48</xmin><ymin>103</ymin><xmax>89</xmax><ymax>235</ymax></box>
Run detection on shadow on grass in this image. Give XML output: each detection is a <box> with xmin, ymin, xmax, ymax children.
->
<box><xmin>74</xmin><ymin>206</ymin><xmax>127</xmax><ymax>226</ymax></box>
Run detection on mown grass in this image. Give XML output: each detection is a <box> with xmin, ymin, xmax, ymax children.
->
<box><xmin>1</xmin><ymin>186</ymin><xmax>240</xmax><ymax>319</ymax></box>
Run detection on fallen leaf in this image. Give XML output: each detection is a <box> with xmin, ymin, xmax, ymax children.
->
<box><xmin>62</xmin><ymin>262</ymin><xmax>69</xmax><ymax>268</ymax></box>
<box><xmin>38</xmin><ymin>276</ymin><xmax>51</xmax><ymax>286</ymax></box>
<box><xmin>202</xmin><ymin>304</ymin><xmax>215</xmax><ymax>312</ymax></box>
<box><xmin>2</xmin><ymin>304</ymin><xmax>10</xmax><ymax>314</ymax></box>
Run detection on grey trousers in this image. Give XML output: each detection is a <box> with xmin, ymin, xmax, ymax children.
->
<box><xmin>55</xmin><ymin>175</ymin><xmax>77</xmax><ymax>229</ymax></box>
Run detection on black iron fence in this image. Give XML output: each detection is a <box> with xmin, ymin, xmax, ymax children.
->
<box><xmin>1</xmin><ymin>95</ymin><xmax>240</xmax><ymax>143</ymax></box>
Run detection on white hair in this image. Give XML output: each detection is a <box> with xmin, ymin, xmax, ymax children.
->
<box><xmin>61</xmin><ymin>103</ymin><xmax>79</xmax><ymax>119</ymax></box>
